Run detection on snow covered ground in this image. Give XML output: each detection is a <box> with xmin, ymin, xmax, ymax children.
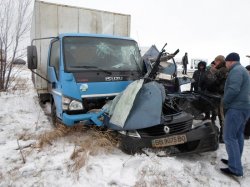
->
<box><xmin>0</xmin><ymin>66</ymin><xmax>250</xmax><ymax>187</ymax></box>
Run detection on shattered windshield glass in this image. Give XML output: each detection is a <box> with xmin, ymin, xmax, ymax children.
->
<box><xmin>63</xmin><ymin>36</ymin><xmax>142</xmax><ymax>72</ymax></box>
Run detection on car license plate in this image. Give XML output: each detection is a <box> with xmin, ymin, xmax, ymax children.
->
<box><xmin>152</xmin><ymin>134</ymin><xmax>187</xmax><ymax>148</ymax></box>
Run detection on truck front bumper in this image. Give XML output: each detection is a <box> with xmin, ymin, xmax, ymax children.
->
<box><xmin>62</xmin><ymin>110</ymin><xmax>105</xmax><ymax>126</ymax></box>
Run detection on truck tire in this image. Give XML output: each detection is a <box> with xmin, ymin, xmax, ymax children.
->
<box><xmin>51</xmin><ymin>101</ymin><xmax>60</xmax><ymax>128</ymax></box>
<box><xmin>38</xmin><ymin>93</ymin><xmax>50</xmax><ymax>104</ymax></box>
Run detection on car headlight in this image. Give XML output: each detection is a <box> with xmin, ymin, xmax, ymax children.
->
<box><xmin>118</xmin><ymin>130</ymin><xmax>141</xmax><ymax>138</ymax></box>
<box><xmin>118</xmin><ymin>131</ymin><xmax>126</xmax><ymax>135</ymax></box>
<box><xmin>62</xmin><ymin>95</ymin><xmax>83</xmax><ymax>111</ymax></box>
<box><xmin>192</xmin><ymin>119</ymin><xmax>211</xmax><ymax>129</ymax></box>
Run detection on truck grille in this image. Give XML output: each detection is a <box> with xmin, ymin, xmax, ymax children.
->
<box><xmin>137</xmin><ymin>119</ymin><xmax>193</xmax><ymax>137</ymax></box>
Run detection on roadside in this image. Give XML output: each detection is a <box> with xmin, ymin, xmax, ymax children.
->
<box><xmin>0</xmin><ymin>66</ymin><xmax>250</xmax><ymax>186</ymax></box>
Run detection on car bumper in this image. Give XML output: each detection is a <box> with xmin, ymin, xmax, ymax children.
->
<box><xmin>119</xmin><ymin>121</ymin><xmax>219</xmax><ymax>155</ymax></box>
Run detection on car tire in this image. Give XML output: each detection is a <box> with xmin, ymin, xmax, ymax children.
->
<box><xmin>177</xmin><ymin>140</ymin><xmax>200</xmax><ymax>152</ymax></box>
<box><xmin>119</xmin><ymin>135</ymin><xmax>145</xmax><ymax>155</ymax></box>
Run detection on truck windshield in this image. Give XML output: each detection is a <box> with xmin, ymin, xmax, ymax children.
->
<box><xmin>63</xmin><ymin>36</ymin><xmax>142</xmax><ymax>72</ymax></box>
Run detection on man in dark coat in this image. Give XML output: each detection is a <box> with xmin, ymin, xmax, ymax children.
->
<box><xmin>244</xmin><ymin>65</ymin><xmax>250</xmax><ymax>139</ymax></box>
<box><xmin>190</xmin><ymin>61</ymin><xmax>206</xmax><ymax>91</ymax></box>
<box><xmin>220</xmin><ymin>52</ymin><xmax>250</xmax><ymax>177</ymax></box>
<box><xmin>182</xmin><ymin>52</ymin><xmax>188</xmax><ymax>75</ymax></box>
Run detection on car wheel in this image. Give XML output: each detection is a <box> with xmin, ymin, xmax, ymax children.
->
<box><xmin>177</xmin><ymin>140</ymin><xmax>199</xmax><ymax>152</ymax></box>
<box><xmin>119</xmin><ymin>135</ymin><xmax>145</xmax><ymax>155</ymax></box>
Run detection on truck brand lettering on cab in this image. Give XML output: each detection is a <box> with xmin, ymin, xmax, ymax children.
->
<box><xmin>105</xmin><ymin>76</ymin><xmax>123</xmax><ymax>81</ymax></box>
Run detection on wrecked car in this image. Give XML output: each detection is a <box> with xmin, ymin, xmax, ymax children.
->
<box><xmin>103</xmin><ymin>43</ymin><xmax>220</xmax><ymax>155</ymax></box>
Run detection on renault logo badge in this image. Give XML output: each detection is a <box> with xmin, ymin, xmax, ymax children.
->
<box><xmin>164</xmin><ymin>126</ymin><xmax>170</xmax><ymax>134</ymax></box>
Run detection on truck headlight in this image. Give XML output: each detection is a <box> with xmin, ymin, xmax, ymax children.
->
<box><xmin>69</xmin><ymin>100</ymin><xmax>83</xmax><ymax>110</ymax></box>
<box><xmin>62</xmin><ymin>96</ymin><xmax>83</xmax><ymax>111</ymax></box>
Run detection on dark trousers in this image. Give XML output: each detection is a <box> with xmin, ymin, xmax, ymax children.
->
<box><xmin>182</xmin><ymin>65</ymin><xmax>187</xmax><ymax>74</ymax></box>
<box><xmin>205</xmin><ymin>99</ymin><xmax>224</xmax><ymax>139</ymax></box>
<box><xmin>244</xmin><ymin>118</ymin><xmax>250</xmax><ymax>136</ymax></box>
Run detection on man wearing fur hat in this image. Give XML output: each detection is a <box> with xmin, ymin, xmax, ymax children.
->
<box><xmin>220</xmin><ymin>52</ymin><xmax>250</xmax><ymax>177</ymax></box>
<box><xmin>204</xmin><ymin>55</ymin><xmax>228</xmax><ymax>143</ymax></box>
<box><xmin>213</xmin><ymin>55</ymin><xmax>228</xmax><ymax>94</ymax></box>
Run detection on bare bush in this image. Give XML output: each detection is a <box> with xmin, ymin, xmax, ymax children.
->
<box><xmin>8</xmin><ymin>66</ymin><xmax>29</xmax><ymax>93</ymax></box>
<box><xmin>37</xmin><ymin>124</ymin><xmax>74</xmax><ymax>148</ymax></box>
<box><xmin>69</xmin><ymin>128</ymin><xmax>118</xmax><ymax>174</ymax></box>
<box><xmin>0</xmin><ymin>0</ymin><xmax>32</xmax><ymax>91</ymax></box>
<box><xmin>37</xmin><ymin>124</ymin><xmax>119</xmax><ymax>175</ymax></box>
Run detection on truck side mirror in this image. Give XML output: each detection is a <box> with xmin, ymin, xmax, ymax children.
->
<box><xmin>27</xmin><ymin>46</ymin><xmax>38</xmax><ymax>69</ymax></box>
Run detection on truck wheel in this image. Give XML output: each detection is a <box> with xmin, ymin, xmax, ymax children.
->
<box><xmin>51</xmin><ymin>101</ymin><xmax>60</xmax><ymax>128</ymax></box>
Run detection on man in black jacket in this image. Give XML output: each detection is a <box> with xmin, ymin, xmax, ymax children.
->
<box><xmin>182</xmin><ymin>52</ymin><xmax>188</xmax><ymax>75</ymax></box>
<box><xmin>190</xmin><ymin>61</ymin><xmax>206</xmax><ymax>91</ymax></box>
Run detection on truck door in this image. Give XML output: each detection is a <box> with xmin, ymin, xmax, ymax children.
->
<box><xmin>48</xmin><ymin>39</ymin><xmax>62</xmax><ymax>121</ymax></box>
<box><xmin>49</xmin><ymin>40</ymin><xmax>60</xmax><ymax>83</ymax></box>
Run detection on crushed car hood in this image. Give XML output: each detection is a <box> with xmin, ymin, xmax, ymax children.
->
<box><xmin>104</xmin><ymin>80</ymin><xmax>165</xmax><ymax>130</ymax></box>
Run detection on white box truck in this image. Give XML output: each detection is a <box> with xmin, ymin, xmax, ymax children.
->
<box><xmin>31</xmin><ymin>0</ymin><xmax>131</xmax><ymax>98</ymax></box>
<box><xmin>28</xmin><ymin>0</ymin><xmax>143</xmax><ymax>126</ymax></box>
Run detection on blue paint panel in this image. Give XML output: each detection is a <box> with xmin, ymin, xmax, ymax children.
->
<box><xmin>78</xmin><ymin>81</ymin><xmax>132</xmax><ymax>95</ymax></box>
<box><xmin>60</xmin><ymin>71</ymin><xmax>132</xmax><ymax>99</ymax></box>
<box><xmin>63</xmin><ymin>110</ymin><xmax>105</xmax><ymax>126</ymax></box>
<box><xmin>47</xmin><ymin>33</ymin><xmax>138</xmax><ymax>126</ymax></box>
<box><xmin>60</xmin><ymin>73</ymin><xmax>81</xmax><ymax>99</ymax></box>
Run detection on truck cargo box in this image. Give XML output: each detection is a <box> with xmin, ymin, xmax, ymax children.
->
<box><xmin>31</xmin><ymin>0</ymin><xmax>131</xmax><ymax>94</ymax></box>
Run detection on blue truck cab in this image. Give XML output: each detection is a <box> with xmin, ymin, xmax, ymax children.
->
<box><xmin>27</xmin><ymin>33</ymin><xmax>143</xmax><ymax>126</ymax></box>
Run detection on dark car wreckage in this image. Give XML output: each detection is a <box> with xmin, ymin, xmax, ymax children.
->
<box><xmin>103</xmin><ymin>43</ymin><xmax>220</xmax><ymax>155</ymax></box>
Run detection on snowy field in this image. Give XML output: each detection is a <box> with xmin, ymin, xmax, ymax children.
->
<box><xmin>0</xmin><ymin>66</ymin><xmax>250</xmax><ymax>187</ymax></box>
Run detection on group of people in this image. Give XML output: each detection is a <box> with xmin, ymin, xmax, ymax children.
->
<box><xmin>190</xmin><ymin>55</ymin><xmax>228</xmax><ymax>143</ymax></box>
<box><xmin>189</xmin><ymin>52</ymin><xmax>250</xmax><ymax>177</ymax></box>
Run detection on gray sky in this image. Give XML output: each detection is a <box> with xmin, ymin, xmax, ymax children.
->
<box><xmin>44</xmin><ymin>0</ymin><xmax>250</xmax><ymax>66</ymax></box>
